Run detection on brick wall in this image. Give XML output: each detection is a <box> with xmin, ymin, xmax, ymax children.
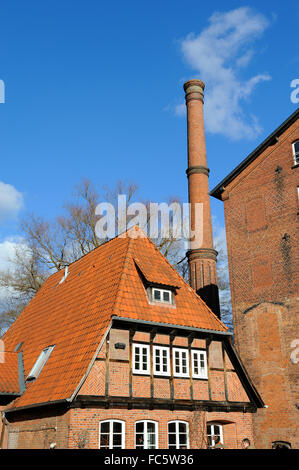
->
<box><xmin>221</xmin><ymin>118</ymin><xmax>299</xmax><ymax>448</ymax></box>
<box><xmin>69</xmin><ymin>407</ymin><xmax>253</xmax><ymax>449</ymax></box>
<box><xmin>4</xmin><ymin>406</ymin><xmax>71</xmax><ymax>449</ymax></box>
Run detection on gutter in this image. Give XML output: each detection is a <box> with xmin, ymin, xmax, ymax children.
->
<box><xmin>3</xmin><ymin>398</ymin><xmax>69</xmax><ymax>415</ymax></box>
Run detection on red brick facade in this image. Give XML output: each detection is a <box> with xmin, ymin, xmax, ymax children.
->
<box><xmin>213</xmin><ymin>115</ymin><xmax>299</xmax><ymax>448</ymax></box>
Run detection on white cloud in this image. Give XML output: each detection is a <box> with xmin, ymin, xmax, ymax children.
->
<box><xmin>0</xmin><ymin>182</ymin><xmax>23</xmax><ymax>223</ymax></box>
<box><xmin>176</xmin><ymin>7</ymin><xmax>271</xmax><ymax>140</ymax></box>
<box><xmin>0</xmin><ymin>238</ymin><xmax>24</xmax><ymax>300</ymax></box>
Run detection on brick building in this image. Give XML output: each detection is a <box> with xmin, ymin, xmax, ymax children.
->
<box><xmin>0</xmin><ymin>227</ymin><xmax>263</xmax><ymax>449</ymax></box>
<box><xmin>211</xmin><ymin>108</ymin><xmax>299</xmax><ymax>449</ymax></box>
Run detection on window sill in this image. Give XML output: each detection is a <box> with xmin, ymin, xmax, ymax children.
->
<box><xmin>291</xmin><ymin>163</ymin><xmax>299</xmax><ymax>169</ymax></box>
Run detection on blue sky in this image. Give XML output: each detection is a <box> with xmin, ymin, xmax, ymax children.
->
<box><xmin>0</xmin><ymin>0</ymin><xmax>298</xmax><ymax>259</ymax></box>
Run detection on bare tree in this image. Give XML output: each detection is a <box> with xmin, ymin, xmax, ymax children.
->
<box><xmin>0</xmin><ymin>179</ymin><xmax>232</xmax><ymax>332</ymax></box>
<box><xmin>0</xmin><ymin>180</ymin><xmax>186</xmax><ymax>331</ymax></box>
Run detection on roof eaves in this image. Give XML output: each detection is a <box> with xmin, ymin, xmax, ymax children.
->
<box><xmin>112</xmin><ymin>315</ymin><xmax>232</xmax><ymax>336</ymax></box>
<box><xmin>4</xmin><ymin>398</ymin><xmax>68</xmax><ymax>414</ymax></box>
<box><xmin>210</xmin><ymin>108</ymin><xmax>299</xmax><ymax>200</ymax></box>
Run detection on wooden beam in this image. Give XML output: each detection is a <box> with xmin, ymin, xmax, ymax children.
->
<box><xmin>150</xmin><ymin>330</ymin><xmax>155</xmax><ymax>399</ymax></box>
<box><xmin>129</xmin><ymin>329</ymin><xmax>135</xmax><ymax>399</ymax></box>
<box><xmin>105</xmin><ymin>333</ymin><xmax>110</xmax><ymax>397</ymax></box>
<box><xmin>188</xmin><ymin>336</ymin><xmax>194</xmax><ymax>400</ymax></box>
<box><xmin>75</xmin><ymin>395</ymin><xmax>256</xmax><ymax>413</ymax></box>
<box><xmin>169</xmin><ymin>335</ymin><xmax>175</xmax><ymax>400</ymax></box>
<box><xmin>206</xmin><ymin>337</ymin><xmax>212</xmax><ymax>401</ymax></box>
<box><xmin>222</xmin><ymin>342</ymin><xmax>229</xmax><ymax>402</ymax></box>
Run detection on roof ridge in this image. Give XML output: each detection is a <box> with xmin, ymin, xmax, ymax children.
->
<box><xmin>141</xmin><ymin>236</ymin><xmax>228</xmax><ymax>331</ymax></box>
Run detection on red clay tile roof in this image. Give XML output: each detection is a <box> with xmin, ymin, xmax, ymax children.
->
<box><xmin>1</xmin><ymin>228</ymin><xmax>227</xmax><ymax>410</ymax></box>
<box><xmin>0</xmin><ymin>352</ymin><xmax>20</xmax><ymax>395</ymax></box>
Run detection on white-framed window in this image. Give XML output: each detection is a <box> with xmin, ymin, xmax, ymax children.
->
<box><xmin>191</xmin><ymin>350</ymin><xmax>208</xmax><ymax>379</ymax></box>
<box><xmin>292</xmin><ymin>140</ymin><xmax>299</xmax><ymax>165</ymax></box>
<box><xmin>135</xmin><ymin>420</ymin><xmax>158</xmax><ymax>449</ymax></box>
<box><xmin>27</xmin><ymin>345</ymin><xmax>55</xmax><ymax>381</ymax></box>
<box><xmin>168</xmin><ymin>421</ymin><xmax>189</xmax><ymax>449</ymax></box>
<box><xmin>99</xmin><ymin>420</ymin><xmax>125</xmax><ymax>449</ymax></box>
<box><xmin>173</xmin><ymin>348</ymin><xmax>189</xmax><ymax>377</ymax></box>
<box><xmin>153</xmin><ymin>346</ymin><xmax>170</xmax><ymax>376</ymax></box>
<box><xmin>152</xmin><ymin>288</ymin><xmax>172</xmax><ymax>304</ymax></box>
<box><xmin>207</xmin><ymin>423</ymin><xmax>223</xmax><ymax>448</ymax></box>
<box><xmin>133</xmin><ymin>344</ymin><xmax>150</xmax><ymax>375</ymax></box>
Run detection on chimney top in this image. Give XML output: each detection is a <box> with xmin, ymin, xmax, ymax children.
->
<box><xmin>183</xmin><ymin>79</ymin><xmax>205</xmax><ymax>92</ymax></box>
<box><xmin>184</xmin><ymin>79</ymin><xmax>205</xmax><ymax>103</ymax></box>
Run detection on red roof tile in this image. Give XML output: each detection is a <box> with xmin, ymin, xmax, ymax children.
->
<box><xmin>0</xmin><ymin>352</ymin><xmax>20</xmax><ymax>395</ymax></box>
<box><xmin>1</xmin><ymin>228</ymin><xmax>227</xmax><ymax>410</ymax></box>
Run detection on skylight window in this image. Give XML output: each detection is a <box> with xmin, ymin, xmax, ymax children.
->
<box><xmin>27</xmin><ymin>345</ymin><xmax>55</xmax><ymax>381</ymax></box>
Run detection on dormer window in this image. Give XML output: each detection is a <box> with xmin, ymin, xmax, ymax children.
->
<box><xmin>152</xmin><ymin>288</ymin><xmax>172</xmax><ymax>304</ymax></box>
<box><xmin>292</xmin><ymin>141</ymin><xmax>299</xmax><ymax>165</ymax></box>
<box><xmin>27</xmin><ymin>345</ymin><xmax>55</xmax><ymax>381</ymax></box>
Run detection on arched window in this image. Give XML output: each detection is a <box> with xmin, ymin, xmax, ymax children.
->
<box><xmin>292</xmin><ymin>140</ymin><xmax>299</xmax><ymax>165</ymax></box>
<box><xmin>207</xmin><ymin>423</ymin><xmax>223</xmax><ymax>448</ymax></box>
<box><xmin>168</xmin><ymin>421</ymin><xmax>189</xmax><ymax>449</ymax></box>
<box><xmin>272</xmin><ymin>441</ymin><xmax>291</xmax><ymax>449</ymax></box>
<box><xmin>135</xmin><ymin>420</ymin><xmax>158</xmax><ymax>449</ymax></box>
<box><xmin>99</xmin><ymin>420</ymin><xmax>125</xmax><ymax>449</ymax></box>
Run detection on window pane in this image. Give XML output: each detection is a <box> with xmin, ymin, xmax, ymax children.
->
<box><xmin>113</xmin><ymin>422</ymin><xmax>122</xmax><ymax>433</ymax></box>
<box><xmin>207</xmin><ymin>425</ymin><xmax>212</xmax><ymax>435</ymax></box>
<box><xmin>113</xmin><ymin>434</ymin><xmax>122</xmax><ymax>447</ymax></box>
<box><xmin>100</xmin><ymin>434</ymin><xmax>110</xmax><ymax>448</ymax></box>
<box><xmin>214</xmin><ymin>425</ymin><xmax>220</xmax><ymax>435</ymax></box>
<box><xmin>179</xmin><ymin>422</ymin><xmax>187</xmax><ymax>433</ymax></box>
<box><xmin>147</xmin><ymin>422</ymin><xmax>155</xmax><ymax>433</ymax></box>
<box><xmin>154</xmin><ymin>290</ymin><xmax>161</xmax><ymax>300</ymax></box>
<box><xmin>136</xmin><ymin>422</ymin><xmax>144</xmax><ymax>433</ymax></box>
<box><xmin>179</xmin><ymin>434</ymin><xmax>187</xmax><ymax>445</ymax></box>
<box><xmin>169</xmin><ymin>434</ymin><xmax>176</xmax><ymax>445</ymax></box>
<box><xmin>168</xmin><ymin>422</ymin><xmax>176</xmax><ymax>433</ymax></box>
<box><xmin>101</xmin><ymin>422</ymin><xmax>110</xmax><ymax>433</ymax></box>
<box><xmin>136</xmin><ymin>434</ymin><xmax>144</xmax><ymax>447</ymax></box>
<box><xmin>147</xmin><ymin>434</ymin><xmax>156</xmax><ymax>448</ymax></box>
<box><xmin>163</xmin><ymin>291</ymin><xmax>170</xmax><ymax>302</ymax></box>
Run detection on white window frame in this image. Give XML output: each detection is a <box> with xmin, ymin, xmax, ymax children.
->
<box><xmin>27</xmin><ymin>345</ymin><xmax>55</xmax><ymax>381</ymax></box>
<box><xmin>152</xmin><ymin>288</ymin><xmax>172</xmax><ymax>304</ymax></box>
<box><xmin>153</xmin><ymin>346</ymin><xmax>170</xmax><ymax>376</ymax></box>
<box><xmin>135</xmin><ymin>420</ymin><xmax>158</xmax><ymax>449</ymax></box>
<box><xmin>168</xmin><ymin>420</ymin><xmax>189</xmax><ymax>449</ymax></box>
<box><xmin>133</xmin><ymin>343</ymin><xmax>150</xmax><ymax>375</ymax></box>
<box><xmin>207</xmin><ymin>423</ymin><xmax>223</xmax><ymax>448</ymax></box>
<box><xmin>292</xmin><ymin>140</ymin><xmax>299</xmax><ymax>164</ymax></box>
<box><xmin>191</xmin><ymin>350</ymin><xmax>208</xmax><ymax>379</ymax></box>
<box><xmin>173</xmin><ymin>348</ymin><xmax>189</xmax><ymax>377</ymax></box>
<box><xmin>99</xmin><ymin>420</ymin><xmax>125</xmax><ymax>449</ymax></box>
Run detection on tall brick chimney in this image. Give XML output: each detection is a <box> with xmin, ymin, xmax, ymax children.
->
<box><xmin>184</xmin><ymin>79</ymin><xmax>220</xmax><ymax>317</ymax></box>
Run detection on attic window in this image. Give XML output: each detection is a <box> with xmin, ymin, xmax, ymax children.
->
<box><xmin>292</xmin><ymin>141</ymin><xmax>299</xmax><ymax>165</ymax></box>
<box><xmin>152</xmin><ymin>288</ymin><xmax>172</xmax><ymax>304</ymax></box>
<box><xmin>26</xmin><ymin>345</ymin><xmax>55</xmax><ymax>381</ymax></box>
